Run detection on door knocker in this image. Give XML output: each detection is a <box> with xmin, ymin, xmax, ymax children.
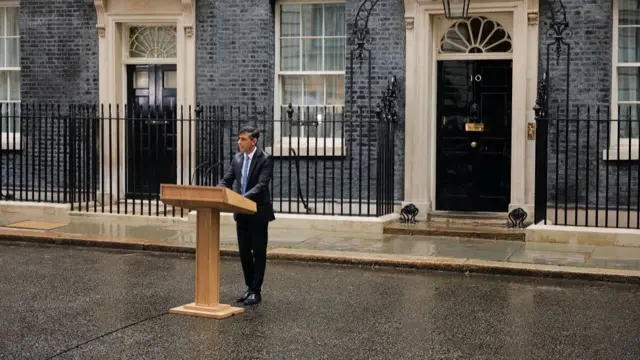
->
<box><xmin>465</xmin><ymin>103</ymin><xmax>484</xmax><ymax>132</ymax></box>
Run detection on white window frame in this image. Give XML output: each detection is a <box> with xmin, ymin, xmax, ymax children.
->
<box><xmin>608</xmin><ymin>0</ymin><xmax>640</xmax><ymax>160</ymax></box>
<box><xmin>0</xmin><ymin>0</ymin><xmax>20</xmax><ymax>151</ymax></box>
<box><xmin>273</xmin><ymin>0</ymin><xmax>346</xmax><ymax>157</ymax></box>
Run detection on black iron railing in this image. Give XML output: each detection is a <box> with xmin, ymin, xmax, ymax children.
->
<box><xmin>0</xmin><ymin>103</ymin><xmax>97</xmax><ymax>205</ymax></box>
<box><xmin>0</xmin><ymin>100</ymin><xmax>397</xmax><ymax>217</ymax></box>
<box><xmin>535</xmin><ymin>103</ymin><xmax>640</xmax><ymax>229</ymax></box>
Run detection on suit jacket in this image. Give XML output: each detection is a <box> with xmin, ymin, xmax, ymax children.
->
<box><xmin>217</xmin><ymin>147</ymin><xmax>276</xmax><ymax>223</ymax></box>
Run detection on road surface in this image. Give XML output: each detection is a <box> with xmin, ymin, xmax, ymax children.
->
<box><xmin>1</xmin><ymin>242</ymin><xmax>639</xmax><ymax>360</ymax></box>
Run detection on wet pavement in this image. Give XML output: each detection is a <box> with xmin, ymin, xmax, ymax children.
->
<box><xmin>2</xmin><ymin>243</ymin><xmax>640</xmax><ymax>360</ymax></box>
<box><xmin>2</xmin><ymin>208</ymin><xmax>640</xmax><ymax>272</ymax></box>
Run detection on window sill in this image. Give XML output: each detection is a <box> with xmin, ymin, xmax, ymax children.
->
<box><xmin>1</xmin><ymin>133</ymin><xmax>22</xmax><ymax>151</ymax></box>
<box><xmin>603</xmin><ymin>147</ymin><xmax>640</xmax><ymax>161</ymax></box>
<box><xmin>266</xmin><ymin>143</ymin><xmax>346</xmax><ymax>158</ymax></box>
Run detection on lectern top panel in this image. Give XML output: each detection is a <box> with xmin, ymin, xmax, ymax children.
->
<box><xmin>159</xmin><ymin>185</ymin><xmax>257</xmax><ymax>214</ymax></box>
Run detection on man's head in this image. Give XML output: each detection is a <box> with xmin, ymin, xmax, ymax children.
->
<box><xmin>237</xmin><ymin>125</ymin><xmax>260</xmax><ymax>154</ymax></box>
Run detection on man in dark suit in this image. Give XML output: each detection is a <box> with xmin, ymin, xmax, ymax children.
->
<box><xmin>217</xmin><ymin>125</ymin><xmax>275</xmax><ymax>306</ymax></box>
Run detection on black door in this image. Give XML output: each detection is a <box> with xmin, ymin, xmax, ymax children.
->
<box><xmin>435</xmin><ymin>60</ymin><xmax>512</xmax><ymax>212</ymax></box>
<box><xmin>125</xmin><ymin>64</ymin><xmax>178</xmax><ymax>199</ymax></box>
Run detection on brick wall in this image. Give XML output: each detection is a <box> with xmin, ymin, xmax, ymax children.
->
<box><xmin>1</xmin><ymin>0</ymin><xmax>98</xmax><ymax>199</ymax></box>
<box><xmin>195</xmin><ymin>0</ymin><xmax>275</xmax><ymax>107</ymax></box>
<box><xmin>195</xmin><ymin>0</ymin><xmax>406</xmax><ymax>209</ymax></box>
<box><xmin>20</xmin><ymin>0</ymin><xmax>98</xmax><ymax>104</ymax></box>
<box><xmin>539</xmin><ymin>0</ymin><xmax>640</xmax><ymax>215</ymax></box>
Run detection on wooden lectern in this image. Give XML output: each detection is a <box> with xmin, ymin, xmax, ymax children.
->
<box><xmin>160</xmin><ymin>184</ymin><xmax>256</xmax><ymax>319</ymax></box>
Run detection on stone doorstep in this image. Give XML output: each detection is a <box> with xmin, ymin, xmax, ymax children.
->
<box><xmin>526</xmin><ymin>224</ymin><xmax>640</xmax><ymax>248</ymax></box>
<box><xmin>384</xmin><ymin>220</ymin><xmax>526</xmax><ymax>241</ymax></box>
<box><xmin>389</xmin><ymin>209</ymin><xmax>529</xmax><ymax>241</ymax></box>
<box><xmin>2</xmin><ymin>231</ymin><xmax>640</xmax><ymax>285</ymax></box>
<box><xmin>398</xmin><ymin>203</ymin><xmax>536</xmax><ymax>226</ymax></box>
<box><xmin>426</xmin><ymin>212</ymin><xmax>509</xmax><ymax>227</ymax></box>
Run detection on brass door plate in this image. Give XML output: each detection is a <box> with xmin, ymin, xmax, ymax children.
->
<box><xmin>527</xmin><ymin>123</ymin><xmax>536</xmax><ymax>140</ymax></box>
<box><xmin>465</xmin><ymin>123</ymin><xmax>484</xmax><ymax>132</ymax></box>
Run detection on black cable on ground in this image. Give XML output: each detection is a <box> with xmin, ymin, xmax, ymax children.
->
<box><xmin>44</xmin><ymin>311</ymin><xmax>167</xmax><ymax>360</ymax></box>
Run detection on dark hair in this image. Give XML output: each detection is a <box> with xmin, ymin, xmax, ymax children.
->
<box><xmin>239</xmin><ymin>125</ymin><xmax>260</xmax><ymax>141</ymax></box>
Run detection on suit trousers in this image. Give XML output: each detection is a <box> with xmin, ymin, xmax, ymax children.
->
<box><xmin>235</xmin><ymin>219</ymin><xmax>269</xmax><ymax>294</ymax></box>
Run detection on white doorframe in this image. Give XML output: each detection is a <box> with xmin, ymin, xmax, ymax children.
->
<box><xmin>94</xmin><ymin>0</ymin><xmax>197</xmax><ymax>203</ymax></box>
<box><xmin>403</xmin><ymin>0</ymin><xmax>534</xmax><ymax>217</ymax></box>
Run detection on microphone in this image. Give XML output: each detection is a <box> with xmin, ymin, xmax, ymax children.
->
<box><xmin>190</xmin><ymin>160</ymin><xmax>214</xmax><ymax>184</ymax></box>
<box><xmin>190</xmin><ymin>160</ymin><xmax>223</xmax><ymax>185</ymax></box>
<box><xmin>202</xmin><ymin>161</ymin><xmax>223</xmax><ymax>185</ymax></box>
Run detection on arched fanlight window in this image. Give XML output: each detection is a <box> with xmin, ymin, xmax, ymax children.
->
<box><xmin>128</xmin><ymin>25</ymin><xmax>177</xmax><ymax>59</ymax></box>
<box><xmin>439</xmin><ymin>16</ymin><xmax>512</xmax><ymax>54</ymax></box>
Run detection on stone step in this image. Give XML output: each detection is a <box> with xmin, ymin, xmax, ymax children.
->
<box><xmin>384</xmin><ymin>220</ymin><xmax>525</xmax><ymax>241</ymax></box>
<box><xmin>426</xmin><ymin>212</ymin><xmax>509</xmax><ymax>227</ymax></box>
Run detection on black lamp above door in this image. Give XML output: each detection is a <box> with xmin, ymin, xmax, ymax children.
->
<box><xmin>443</xmin><ymin>0</ymin><xmax>470</xmax><ymax>19</ymax></box>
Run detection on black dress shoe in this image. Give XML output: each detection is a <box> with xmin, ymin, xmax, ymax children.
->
<box><xmin>236</xmin><ymin>291</ymin><xmax>250</xmax><ymax>303</ymax></box>
<box><xmin>244</xmin><ymin>293</ymin><xmax>261</xmax><ymax>305</ymax></box>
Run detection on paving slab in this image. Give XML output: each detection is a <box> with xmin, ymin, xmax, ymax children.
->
<box><xmin>54</xmin><ymin>222</ymin><xmax>180</xmax><ymax>241</ymax></box>
<box><xmin>523</xmin><ymin>242</ymin><xmax>597</xmax><ymax>253</ymax></box>
<box><xmin>428</xmin><ymin>238</ymin><xmax>524</xmax><ymax>262</ymax></box>
<box><xmin>591</xmin><ymin>246</ymin><xmax>640</xmax><ymax>260</ymax></box>
<box><xmin>584</xmin><ymin>258</ymin><xmax>640</xmax><ymax>271</ymax></box>
<box><xmin>365</xmin><ymin>235</ymin><xmax>440</xmax><ymax>256</ymax></box>
<box><xmin>507</xmin><ymin>249</ymin><xmax>591</xmax><ymax>267</ymax></box>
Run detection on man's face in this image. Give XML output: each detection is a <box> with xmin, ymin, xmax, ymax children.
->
<box><xmin>237</xmin><ymin>132</ymin><xmax>257</xmax><ymax>154</ymax></box>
